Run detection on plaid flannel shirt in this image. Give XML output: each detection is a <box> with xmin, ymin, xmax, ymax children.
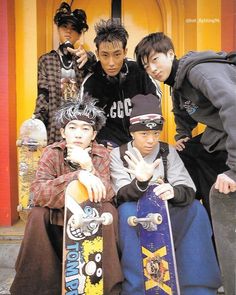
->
<box><xmin>34</xmin><ymin>49</ymin><xmax>95</xmax><ymax>144</ymax></box>
<box><xmin>31</xmin><ymin>141</ymin><xmax>114</xmax><ymax>212</ymax></box>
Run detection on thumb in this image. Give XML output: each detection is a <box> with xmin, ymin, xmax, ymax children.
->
<box><xmin>67</xmin><ymin>47</ymin><xmax>76</xmax><ymax>54</ymax></box>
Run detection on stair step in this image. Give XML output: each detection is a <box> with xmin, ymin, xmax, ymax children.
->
<box><xmin>0</xmin><ymin>268</ymin><xmax>15</xmax><ymax>295</ymax></box>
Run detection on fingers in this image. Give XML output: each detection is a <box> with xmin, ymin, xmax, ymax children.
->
<box><xmin>153</xmin><ymin>183</ymin><xmax>174</xmax><ymax>200</ymax></box>
<box><xmin>175</xmin><ymin>137</ymin><xmax>189</xmax><ymax>151</ymax></box>
<box><xmin>78</xmin><ymin>171</ymin><xmax>106</xmax><ymax>202</ymax></box>
<box><xmin>124</xmin><ymin>155</ymin><xmax>137</xmax><ymax>170</ymax></box>
<box><xmin>67</xmin><ymin>46</ymin><xmax>88</xmax><ymax>69</ymax></box>
<box><xmin>215</xmin><ymin>173</ymin><xmax>236</xmax><ymax>194</ymax></box>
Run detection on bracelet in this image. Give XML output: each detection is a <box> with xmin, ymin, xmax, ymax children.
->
<box><xmin>135</xmin><ymin>180</ymin><xmax>148</xmax><ymax>192</ymax></box>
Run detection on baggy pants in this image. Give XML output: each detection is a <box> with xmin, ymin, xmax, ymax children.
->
<box><xmin>10</xmin><ymin>204</ymin><xmax>123</xmax><ymax>295</ymax></box>
<box><xmin>118</xmin><ymin>200</ymin><xmax>222</xmax><ymax>295</ymax></box>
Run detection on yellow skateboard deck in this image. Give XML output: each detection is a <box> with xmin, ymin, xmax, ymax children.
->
<box><xmin>62</xmin><ymin>180</ymin><xmax>113</xmax><ymax>295</ymax></box>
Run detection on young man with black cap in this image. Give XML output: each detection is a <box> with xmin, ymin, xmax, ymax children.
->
<box><xmin>80</xmin><ymin>19</ymin><xmax>161</xmax><ymax>149</ymax></box>
<box><xmin>34</xmin><ymin>2</ymin><xmax>95</xmax><ymax>144</ymax></box>
<box><xmin>10</xmin><ymin>96</ymin><xmax>123</xmax><ymax>295</ymax></box>
<box><xmin>110</xmin><ymin>94</ymin><xmax>221</xmax><ymax>295</ymax></box>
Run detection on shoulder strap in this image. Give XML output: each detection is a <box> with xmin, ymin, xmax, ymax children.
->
<box><xmin>119</xmin><ymin>141</ymin><xmax>169</xmax><ymax>181</ymax></box>
<box><xmin>119</xmin><ymin>143</ymin><xmax>128</xmax><ymax>168</ymax></box>
<box><xmin>155</xmin><ymin>141</ymin><xmax>169</xmax><ymax>182</ymax></box>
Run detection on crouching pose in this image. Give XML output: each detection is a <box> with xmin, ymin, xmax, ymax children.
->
<box><xmin>11</xmin><ymin>96</ymin><xmax>123</xmax><ymax>295</ymax></box>
<box><xmin>110</xmin><ymin>94</ymin><xmax>221</xmax><ymax>295</ymax></box>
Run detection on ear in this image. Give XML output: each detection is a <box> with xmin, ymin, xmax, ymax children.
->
<box><xmin>60</xmin><ymin>128</ymin><xmax>66</xmax><ymax>139</ymax></box>
<box><xmin>92</xmin><ymin>130</ymin><xmax>97</xmax><ymax>141</ymax></box>
<box><xmin>124</xmin><ymin>47</ymin><xmax>128</xmax><ymax>57</ymax></box>
<box><xmin>95</xmin><ymin>49</ymin><xmax>99</xmax><ymax>59</ymax></box>
<box><xmin>130</xmin><ymin>132</ymin><xmax>134</xmax><ymax>139</ymax></box>
<box><xmin>167</xmin><ymin>49</ymin><xmax>175</xmax><ymax>61</ymax></box>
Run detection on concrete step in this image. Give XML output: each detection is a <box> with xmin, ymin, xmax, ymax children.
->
<box><xmin>0</xmin><ymin>220</ymin><xmax>25</xmax><ymax>295</ymax></box>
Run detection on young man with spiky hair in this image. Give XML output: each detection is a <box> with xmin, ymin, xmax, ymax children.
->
<box><xmin>80</xmin><ymin>19</ymin><xmax>161</xmax><ymax>149</ymax></box>
<box><xmin>34</xmin><ymin>2</ymin><xmax>95</xmax><ymax>144</ymax></box>
<box><xmin>11</xmin><ymin>95</ymin><xmax>123</xmax><ymax>295</ymax></box>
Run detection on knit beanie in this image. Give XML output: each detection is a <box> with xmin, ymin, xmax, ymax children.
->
<box><xmin>129</xmin><ymin>94</ymin><xmax>164</xmax><ymax>132</ymax></box>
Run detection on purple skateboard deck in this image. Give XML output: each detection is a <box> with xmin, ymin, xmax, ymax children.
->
<box><xmin>136</xmin><ymin>185</ymin><xmax>180</xmax><ymax>295</ymax></box>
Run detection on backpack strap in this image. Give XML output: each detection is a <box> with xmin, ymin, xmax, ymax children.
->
<box><xmin>119</xmin><ymin>141</ymin><xmax>169</xmax><ymax>181</ymax></box>
<box><xmin>154</xmin><ymin>141</ymin><xmax>169</xmax><ymax>182</ymax></box>
<box><xmin>119</xmin><ymin>143</ymin><xmax>128</xmax><ymax>168</ymax></box>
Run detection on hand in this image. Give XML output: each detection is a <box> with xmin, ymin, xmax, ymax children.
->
<box><xmin>175</xmin><ymin>137</ymin><xmax>190</xmax><ymax>151</ymax></box>
<box><xmin>66</xmin><ymin>144</ymin><xmax>93</xmax><ymax>171</ymax></box>
<box><xmin>153</xmin><ymin>178</ymin><xmax>174</xmax><ymax>201</ymax></box>
<box><xmin>67</xmin><ymin>45</ymin><xmax>88</xmax><ymax>68</ymax></box>
<box><xmin>215</xmin><ymin>173</ymin><xmax>236</xmax><ymax>194</ymax></box>
<box><xmin>124</xmin><ymin>147</ymin><xmax>161</xmax><ymax>182</ymax></box>
<box><xmin>78</xmin><ymin>170</ymin><xmax>106</xmax><ymax>202</ymax></box>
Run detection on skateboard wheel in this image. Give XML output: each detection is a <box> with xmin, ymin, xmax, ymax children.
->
<box><xmin>16</xmin><ymin>139</ymin><xmax>23</xmax><ymax>147</ymax></box>
<box><xmin>150</xmin><ymin>213</ymin><xmax>162</xmax><ymax>225</ymax></box>
<box><xmin>101</xmin><ymin>212</ymin><xmax>113</xmax><ymax>225</ymax></box>
<box><xmin>17</xmin><ymin>204</ymin><xmax>23</xmax><ymax>212</ymax></box>
<box><xmin>127</xmin><ymin>216</ymin><xmax>138</xmax><ymax>227</ymax></box>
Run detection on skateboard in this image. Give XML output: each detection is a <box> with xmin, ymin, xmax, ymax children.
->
<box><xmin>62</xmin><ymin>180</ymin><xmax>113</xmax><ymax>295</ymax></box>
<box><xmin>16</xmin><ymin>116</ymin><xmax>47</xmax><ymax>222</ymax></box>
<box><xmin>128</xmin><ymin>185</ymin><xmax>180</xmax><ymax>295</ymax></box>
<box><xmin>210</xmin><ymin>186</ymin><xmax>236</xmax><ymax>295</ymax></box>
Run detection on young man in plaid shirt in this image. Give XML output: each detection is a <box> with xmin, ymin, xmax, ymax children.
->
<box><xmin>11</xmin><ymin>95</ymin><xmax>123</xmax><ymax>295</ymax></box>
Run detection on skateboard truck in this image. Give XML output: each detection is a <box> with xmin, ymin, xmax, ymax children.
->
<box><xmin>70</xmin><ymin>212</ymin><xmax>113</xmax><ymax>234</ymax></box>
<box><xmin>128</xmin><ymin>213</ymin><xmax>162</xmax><ymax>231</ymax></box>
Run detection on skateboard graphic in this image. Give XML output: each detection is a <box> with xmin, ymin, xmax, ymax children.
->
<box><xmin>62</xmin><ymin>180</ymin><xmax>113</xmax><ymax>295</ymax></box>
<box><xmin>16</xmin><ymin>116</ymin><xmax>47</xmax><ymax>221</ymax></box>
<box><xmin>128</xmin><ymin>185</ymin><xmax>180</xmax><ymax>295</ymax></box>
<box><xmin>210</xmin><ymin>187</ymin><xmax>236</xmax><ymax>295</ymax></box>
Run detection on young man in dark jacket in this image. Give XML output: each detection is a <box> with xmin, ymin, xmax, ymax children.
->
<box><xmin>134</xmin><ymin>32</ymin><xmax>236</xmax><ymax>295</ymax></box>
<box><xmin>80</xmin><ymin>19</ymin><xmax>161</xmax><ymax>148</ymax></box>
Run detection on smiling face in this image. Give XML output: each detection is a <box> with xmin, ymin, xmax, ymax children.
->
<box><xmin>96</xmin><ymin>41</ymin><xmax>127</xmax><ymax>77</ymax></box>
<box><xmin>131</xmin><ymin>130</ymin><xmax>161</xmax><ymax>157</ymax></box>
<box><xmin>142</xmin><ymin>49</ymin><xmax>174</xmax><ymax>82</ymax></box>
<box><xmin>60</xmin><ymin>120</ymin><xmax>97</xmax><ymax>149</ymax></box>
<box><xmin>58</xmin><ymin>23</ymin><xmax>81</xmax><ymax>45</ymax></box>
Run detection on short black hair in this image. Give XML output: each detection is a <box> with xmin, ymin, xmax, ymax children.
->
<box><xmin>94</xmin><ymin>19</ymin><xmax>129</xmax><ymax>50</ymax></box>
<box><xmin>135</xmin><ymin>32</ymin><xmax>174</xmax><ymax>70</ymax></box>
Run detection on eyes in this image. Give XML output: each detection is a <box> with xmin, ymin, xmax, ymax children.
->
<box><xmin>139</xmin><ymin>131</ymin><xmax>160</xmax><ymax>137</ymax></box>
<box><xmin>100</xmin><ymin>52</ymin><xmax>122</xmax><ymax>58</ymax></box>
<box><xmin>143</xmin><ymin>56</ymin><xmax>159</xmax><ymax>70</ymax></box>
<box><xmin>60</xmin><ymin>24</ymin><xmax>77</xmax><ymax>32</ymax></box>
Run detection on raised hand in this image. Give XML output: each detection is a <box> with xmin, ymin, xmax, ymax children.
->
<box><xmin>67</xmin><ymin>45</ymin><xmax>88</xmax><ymax>68</ymax></box>
<box><xmin>124</xmin><ymin>147</ymin><xmax>161</xmax><ymax>182</ymax></box>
